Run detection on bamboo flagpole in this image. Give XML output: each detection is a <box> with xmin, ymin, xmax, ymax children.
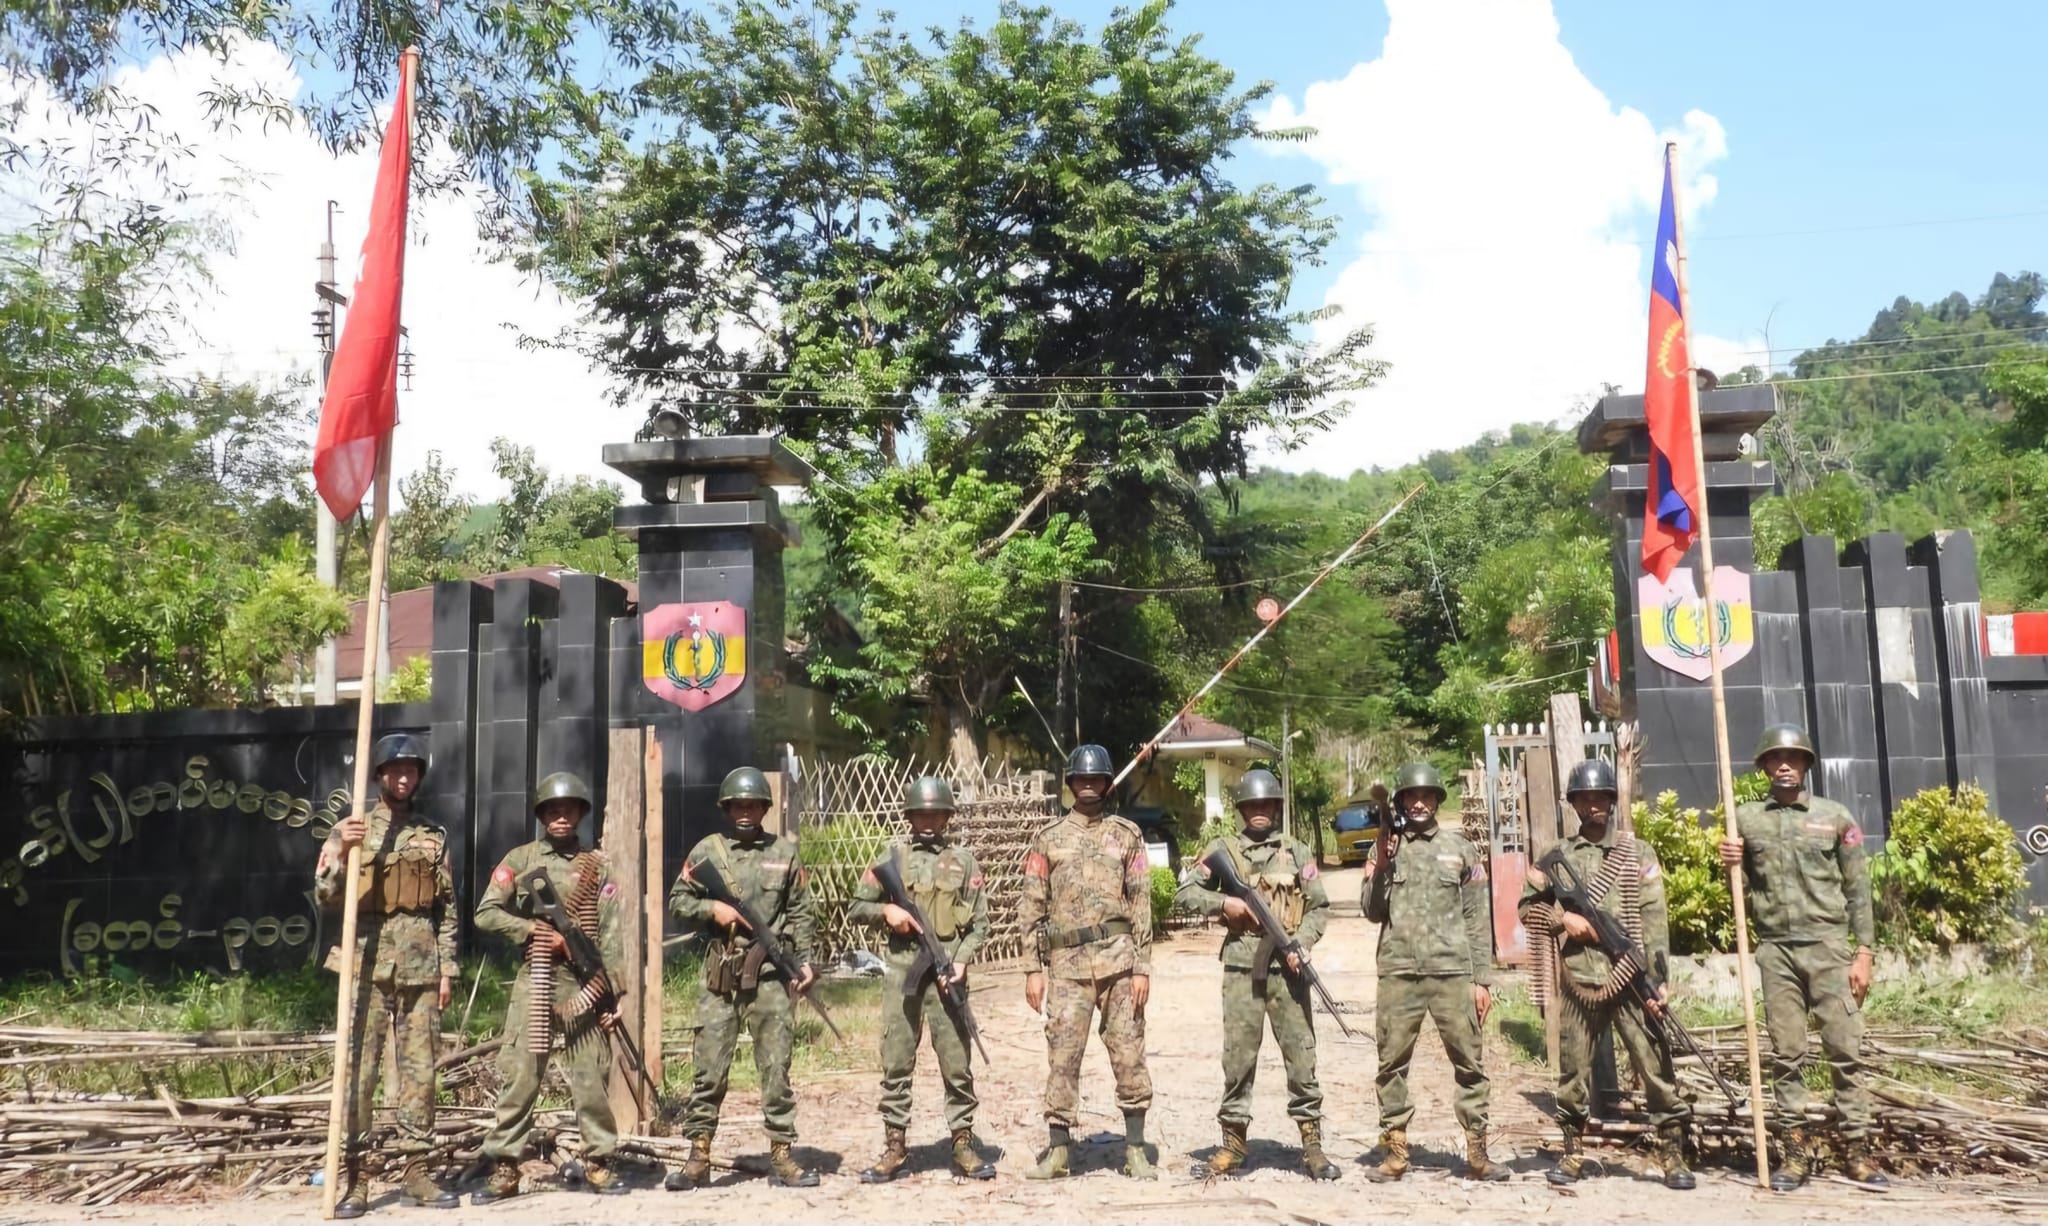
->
<box><xmin>1664</xmin><ymin>140</ymin><xmax>1773</xmax><ymax>1188</ymax></box>
<box><xmin>318</xmin><ymin>48</ymin><xmax>418</xmax><ymax>1218</ymax></box>
<box><xmin>1110</xmin><ymin>481</ymin><xmax>1425</xmax><ymax>791</ymax></box>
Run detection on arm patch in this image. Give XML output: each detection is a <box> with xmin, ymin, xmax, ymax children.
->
<box><xmin>491</xmin><ymin>864</ymin><xmax>515</xmax><ymax>887</ymax></box>
<box><xmin>1024</xmin><ymin>851</ymin><xmax>1050</xmax><ymax>880</ymax></box>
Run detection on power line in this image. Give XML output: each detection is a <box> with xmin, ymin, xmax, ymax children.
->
<box><xmin>1728</xmin><ymin>321</ymin><xmax>2048</xmax><ymax>358</ymax></box>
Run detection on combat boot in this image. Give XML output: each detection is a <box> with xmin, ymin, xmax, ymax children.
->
<box><xmin>1769</xmin><ymin>1128</ymin><xmax>1810</xmax><ymax>1193</ymax></box>
<box><xmin>1196</xmin><ymin>1121</ymin><xmax>1249</xmax><ymax>1179</ymax></box>
<box><xmin>333</xmin><ymin>1161</ymin><xmax>369</xmax><ymax>1220</ymax></box>
<box><xmin>1654</xmin><ymin>1122</ymin><xmax>1696</xmax><ymax>1190</ymax></box>
<box><xmin>768</xmin><ymin>1140</ymin><xmax>820</xmax><ymax>1188</ymax></box>
<box><xmin>397</xmin><ymin>1159</ymin><xmax>459</xmax><ymax>1208</ymax></box>
<box><xmin>582</xmin><ymin>1156</ymin><xmax>629</xmax><ymax>1195</ymax></box>
<box><xmin>468</xmin><ymin>1159</ymin><xmax>523</xmax><ymax>1205</ymax></box>
<box><xmin>664</xmin><ymin>1135</ymin><xmax>712</xmax><ymax>1191</ymax></box>
<box><xmin>1462</xmin><ymin>1126</ymin><xmax>1510</xmax><ymax>1182</ymax></box>
<box><xmin>1025</xmin><ymin>1127</ymin><xmax>1071</xmax><ymax>1181</ymax></box>
<box><xmin>1299</xmin><ymin>1120</ymin><xmax>1340</xmax><ymax>1181</ymax></box>
<box><xmin>1123</xmin><ymin>1111</ymin><xmax>1157</xmax><ymax>1180</ymax></box>
<box><xmin>1546</xmin><ymin>1124</ymin><xmax>1584</xmax><ymax>1185</ymax></box>
<box><xmin>1364</xmin><ymin>1127</ymin><xmax>1408</xmax><ymax>1183</ymax></box>
<box><xmin>860</xmin><ymin>1127</ymin><xmax>910</xmax><ymax>1184</ymax></box>
<box><xmin>1839</xmin><ymin>1136</ymin><xmax>1889</xmax><ymax>1188</ymax></box>
<box><xmin>950</xmin><ymin>1128</ymin><xmax>996</xmax><ymax>1180</ymax></box>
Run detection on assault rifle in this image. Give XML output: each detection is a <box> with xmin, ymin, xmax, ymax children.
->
<box><xmin>870</xmin><ymin>849</ymin><xmax>992</xmax><ymax>1064</ymax></box>
<box><xmin>1199</xmin><ymin>850</ymin><xmax>1360</xmax><ymax>1039</ymax></box>
<box><xmin>1536</xmin><ymin>852</ymin><xmax>1745</xmax><ymax>1109</ymax></box>
<box><xmin>689</xmin><ymin>858</ymin><xmax>845</xmax><ymax>1043</ymax></box>
<box><xmin>519</xmin><ymin>867</ymin><xmax>675</xmax><ymax>1117</ymax></box>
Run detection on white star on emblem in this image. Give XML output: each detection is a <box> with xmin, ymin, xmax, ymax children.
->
<box><xmin>1664</xmin><ymin>239</ymin><xmax>1679</xmax><ymax>280</ymax></box>
<box><xmin>687</xmin><ymin>613</ymin><xmax>703</xmax><ymax>628</ymax></box>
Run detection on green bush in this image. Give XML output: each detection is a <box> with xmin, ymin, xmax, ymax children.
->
<box><xmin>1871</xmin><ymin>784</ymin><xmax>2025</xmax><ymax>949</ymax></box>
<box><xmin>1633</xmin><ymin>790</ymin><xmax>1735</xmax><ymax>955</ymax></box>
<box><xmin>1150</xmin><ymin>866</ymin><xmax>1179</xmax><ymax>929</ymax></box>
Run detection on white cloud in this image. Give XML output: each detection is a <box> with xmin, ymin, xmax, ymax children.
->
<box><xmin>2</xmin><ymin>38</ymin><xmax>628</xmax><ymax>502</ymax></box>
<box><xmin>1258</xmin><ymin>0</ymin><xmax>1732</xmax><ymax>473</ymax></box>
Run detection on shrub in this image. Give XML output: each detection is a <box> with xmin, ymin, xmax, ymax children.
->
<box><xmin>1871</xmin><ymin>785</ymin><xmax>2025</xmax><ymax>949</ymax></box>
<box><xmin>1150</xmin><ymin>866</ymin><xmax>1179</xmax><ymax>929</ymax></box>
<box><xmin>1633</xmin><ymin>790</ymin><xmax>1735</xmax><ymax>955</ymax></box>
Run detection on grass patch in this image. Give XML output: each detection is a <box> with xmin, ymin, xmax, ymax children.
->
<box><xmin>652</xmin><ymin>952</ymin><xmax>881</xmax><ymax>1098</ymax></box>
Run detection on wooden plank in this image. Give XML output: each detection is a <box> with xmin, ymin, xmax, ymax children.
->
<box><xmin>602</xmin><ymin>727</ymin><xmax>647</xmax><ymax>1132</ymax></box>
<box><xmin>1523</xmin><ymin>749</ymin><xmax>1559</xmax><ymax>863</ymax></box>
<box><xmin>1616</xmin><ymin>721</ymin><xmax>1640</xmax><ymax>834</ymax></box>
<box><xmin>642</xmin><ymin>729</ymin><xmax>664</xmax><ymax>1095</ymax></box>
<box><xmin>764</xmin><ymin>769</ymin><xmax>788</xmax><ymax>842</ymax></box>
<box><xmin>1548</xmin><ymin>692</ymin><xmax>1587</xmax><ymax>842</ymax></box>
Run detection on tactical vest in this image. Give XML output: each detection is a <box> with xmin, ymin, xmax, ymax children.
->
<box><xmin>912</xmin><ymin>849</ymin><xmax>976</xmax><ymax>940</ymax></box>
<box><xmin>1230</xmin><ymin>840</ymin><xmax>1306</xmax><ymax>933</ymax></box>
<box><xmin>356</xmin><ymin>832</ymin><xmax>440</xmax><ymax>915</ymax></box>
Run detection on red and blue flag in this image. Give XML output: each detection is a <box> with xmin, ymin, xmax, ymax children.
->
<box><xmin>1641</xmin><ymin>145</ymin><xmax>1700</xmax><ymax>582</ymax></box>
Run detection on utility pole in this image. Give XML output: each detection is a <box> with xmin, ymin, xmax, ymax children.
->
<box><xmin>1053</xmin><ymin>580</ymin><xmax>1071</xmax><ymax>758</ymax></box>
<box><xmin>313</xmin><ymin>201</ymin><xmax>343</xmax><ymax>705</ymax></box>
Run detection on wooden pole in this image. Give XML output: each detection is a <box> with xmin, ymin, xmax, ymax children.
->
<box><xmin>603</xmin><ymin>728</ymin><xmax>648</xmax><ymax>1130</ymax></box>
<box><xmin>320</xmin><ymin>440</ymin><xmax>395</xmax><ymax>1216</ymax></box>
<box><xmin>1666</xmin><ymin>140</ymin><xmax>1772</xmax><ymax>1188</ymax></box>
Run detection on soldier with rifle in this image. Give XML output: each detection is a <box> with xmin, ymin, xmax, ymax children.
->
<box><xmin>1520</xmin><ymin>758</ymin><xmax>1696</xmax><ymax>1190</ymax></box>
<box><xmin>314</xmin><ymin>732</ymin><xmax>461</xmax><ymax>1217</ymax></box>
<box><xmin>1720</xmin><ymin>723</ymin><xmax>1886</xmax><ymax>1191</ymax></box>
<box><xmin>1361</xmin><ymin>761</ymin><xmax>1507</xmax><ymax>1183</ymax></box>
<box><xmin>1176</xmin><ymin>768</ymin><xmax>1344</xmax><ymax>1181</ymax></box>
<box><xmin>666</xmin><ymin>766</ymin><xmax>824</xmax><ymax>1190</ymax></box>
<box><xmin>471</xmin><ymin>772</ymin><xmax>631</xmax><ymax>1201</ymax></box>
<box><xmin>847</xmin><ymin>776</ymin><xmax>997</xmax><ymax>1182</ymax></box>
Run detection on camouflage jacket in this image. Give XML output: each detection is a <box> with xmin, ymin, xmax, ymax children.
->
<box><xmin>1362</xmin><ymin>823</ymin><xmax>1493</xmax><ymax>985</ymax></box>
<box><xmin>474</xmin><ymin>838</ymin><xmax>626</xmax><ymax>1001</ymax></box>
<box><xmin>1019</xmin><ymin>810</ymin><xmax>1153</xmax><ymax>980</ymax></box>
<box><xmin>668</xmin><ymin>831</ymin><xmax>817</xmax><ymax>970</ymax></box>
<box><xmin>1176</xmin><ymin>831</ymin><xmax>1329</xmax><ymax>970</ymax></box>
<box><xmin>314</xmin><ymin>802</ymin><xmax>457</xmax><ymax>987</ymax></box>
<box><xmin>847</xmin><ymin>836</ymin><xmax>991</xmax><ymax>972</ymax></box>
<box><xmin>1516</xmin><ymin>825</ymin><xmax>1669</xmax><ymax>988</ymax></box>
<box><xmin>1733</xmin><ymin>793</ymin><xmax>1875</xmax><ymax>947</ymax></box>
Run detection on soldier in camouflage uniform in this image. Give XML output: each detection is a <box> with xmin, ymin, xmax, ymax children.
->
<box><xmin>849</xmin><ymin>776</ymin><xmax>997</xmax><ymax>1182</ymax></box>
<box><xmin>1176</xmin><ymin>769</ymin><xmax>1340</xmax><ymax>1181</ymax></box>
<box><xmin>1019</xmin><ymin>744</ymin><xmax>1156</xmax><ymax>1181</ymax></box>
<box><xmin>314</xmin><ymin>732</ymin><xmax>460</xmax><ymax>1217</ymax></box>
<box><xmin>1719</xmin><ymin>723</ymin><xmax>1886</xmax><ymax>1191</ymax></box>
<box><xmin>471</xmin><ymin>772</ymin><xmax>630</xmax><ymax>1201</ymax></box>
<box><xmin>666</xmin><ymin>766</ymin><xmax>821</xmax><ymax>1190</ymax></box>
<box><xmin>1519</xmin><ymin>759</ymin><xmax>1694</xmax><ymax>1190</ymax></box>
<box><xmin>1361</xmin><ymin>761</ymin><xmax>1506</xmax><ymax>1183</ymax></box>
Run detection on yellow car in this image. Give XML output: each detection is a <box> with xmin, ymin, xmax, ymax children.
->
<box><xmin>1331</xmin><ymin>797</ymin><xmax>1386</xmax><ymax>864</ymax></box>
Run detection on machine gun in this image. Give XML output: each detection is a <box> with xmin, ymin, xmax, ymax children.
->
<box><xmin>870</xmin><ymin>849</ymin><xmax>991</xmax><ymax>1064</ymax></box>
<box><xmin>1536</xmin><ymin>852</ymin><xmax>1745</xmax><ymax>1109</ymax></box>
<box><xmin>1199</xmin><ymin>850</ymin><xmax>1360</xmax><ymax>1039</ymax></box>
<box><xmin>519</xmin><ymin>867</ymin><xmax>676</xmax><ymax>1118</ymax></box>
<box><xmin>689</xmin><ymin>858</ymin><xmax>845</xmax><ymax>1043</ymax></box>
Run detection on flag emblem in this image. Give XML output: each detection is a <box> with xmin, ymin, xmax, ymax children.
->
<box><xmin>1638</xmin><ymin>566</ymin><xmax>1754</xmax><ymax>680</ymax></box>
<box><xmin>642</xmin><ymin>602</ymin><xmax>748</xmax><ymax>711</ymax></box>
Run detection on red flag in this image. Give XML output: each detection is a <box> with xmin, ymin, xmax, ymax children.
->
<box><xmin>1641</xmin><ymin>144</ymin><xmax>1700</xmax><ymax>582</ymax></box>
<box><xmin>313</xmin><ymin>55</ymin><xmax>413</xmax><ymax>520</ymax></box>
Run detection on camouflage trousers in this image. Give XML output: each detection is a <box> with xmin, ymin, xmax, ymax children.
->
<box><xmin>1375</xmin><ymin>973</ymin><xmax>1490</xmax><ymax>1132</ymax></box>
<box><xmin>1555</xmin><ymin>990</ymin><xmax>1689</xmax><ymax>1130</ymax></box>
<box><xmin>686</xmin><ymin>982</ymin><xmax>797</xmax><ymax>1142</ymax></box>
<box><xmin>345</xmin><ymin>978</ymin><xmax>439</xmax><ymax>1153</ymax></box>
<box><xmin>480</xmin><ymin>971</ymin><xmax>619</xmax><ymax>1162</ymax></box>
<box><xmin>1044</xmin><ymin>972</ymin><xmax>1152</xmax><ymax>1127</ymax></box>
<box><xmin>1219</xmin><ymin>967</ymin><xmax>1321</xmax><ymax>1127</ymax></box>
<box><xmin>877</xmin><ymin>966</ymin><xmax>977</xmax><ymax>1133</ymax></box>
<box><xmin>1757</xmin><ymin>938</ymin><xmax>1871</xmax><ymax>1138</ymax></box>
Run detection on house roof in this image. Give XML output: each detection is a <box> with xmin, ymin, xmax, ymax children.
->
<box><xmin>1154</xmin><ymin>712</ymin><xmax>1280</xmax><ymax>760</ymax></box>
<box><xmin>336</xmin><ymin>566</ymin><xmax>639</xmax><ymax>681</ymax></box>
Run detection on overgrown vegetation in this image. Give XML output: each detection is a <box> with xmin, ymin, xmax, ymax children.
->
<box><xmin>1630</xmin><ymin>773</ymin><xmax>1769</xmax><ymax>955</ymax></box>
<box><xmin>1871</xmin><ymin>784</ymin><xmax>2026</xmax><ymax>949</ymax></box>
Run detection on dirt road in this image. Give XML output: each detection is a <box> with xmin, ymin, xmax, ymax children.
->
<box><xmin>9</xmin><ymin>866</ymin><xmax>2037</xmax><ymax>1223</ymax></box>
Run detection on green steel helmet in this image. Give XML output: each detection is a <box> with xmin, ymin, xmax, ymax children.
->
<box><xmin>1233</xmin><ymin>768</ymin><xmax>1284</xmax><ymax>809</ymax></box>
<box><xmin>372</xmin><ymin>732</ymin><xmax>429</xmax><ymax>778</ymax></box>
<box><xmin>903</xmin><ymin>775</ymin><xmax>957</xmax><ymax>814</ymax></box>
<box><xmin>533</xmin><ymin>771</ymin><xmax>592</xmax><ymax>817</ymax></box>
<box><xmin>1065</xmin><ymin>743</ymin><xmax>1115</xmax><ymax>780</ymax></box>
<box><xmin>1753</xmin><ymin>723</ymin><xmax>1817</xmax><ymax>769</ymax></box>
<box><xmin>1565</xmin><ymin>758</ymin><xmax>1618</xmax><ymax>798</ymax></box>
<box><xmin>718</xmin><ymin>766</ymin><xmax>773</xmax><ymax>806</ymax></box>
<box><xmin>1392</xmin><ymin>760</ymin><xmax>1445</xmax><ymax>803</ymax></box>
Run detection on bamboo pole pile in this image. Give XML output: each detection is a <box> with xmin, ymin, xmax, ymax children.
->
<box><xmin>1581</xmin><ymin>1023</ymin><xmax>2048</xmax><ymax>1179</ymax></box>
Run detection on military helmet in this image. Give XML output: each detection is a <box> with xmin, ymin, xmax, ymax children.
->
<box><xmin>1065</xmin><ymin>743</ymin><xmax>1115</xmax><ymax>780</ymax></box>
<box><xmin>718</xmin><ymin>766</ymin><xmax>773</xmax><ymax>806</ymax></box>
<box><xmin>1391</xmin><ymin>761</ymin><xmax>1445</xmax><ymax>803</ymax></box>
<box><xmin>372</xmin><ymin>732</ymin><xmax>429</xmax><ymax>778</ymax></box>
<box><xmin>903</xmin><ymin>775</ymin><xmax>957</xmax><ymax>814</ymax></box>
<box><xmin>1565</xmin><ymin>758</ymin><xmax>1618</xmax><ymax>798</ymax></box>
<box><xmin>533</xmin><ymin>771</ymin><xmax>592</xmax><ymax>817</ymax></box>
<box><xmin>1752</xmin><ymin>723</ymin><xmax>1816</xmax><ymax>769</ymax></box>
<box><xmin>1233</xmin><ymin>768</ymin><xmax>1284</xmax><ymax>809</ymax></box>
